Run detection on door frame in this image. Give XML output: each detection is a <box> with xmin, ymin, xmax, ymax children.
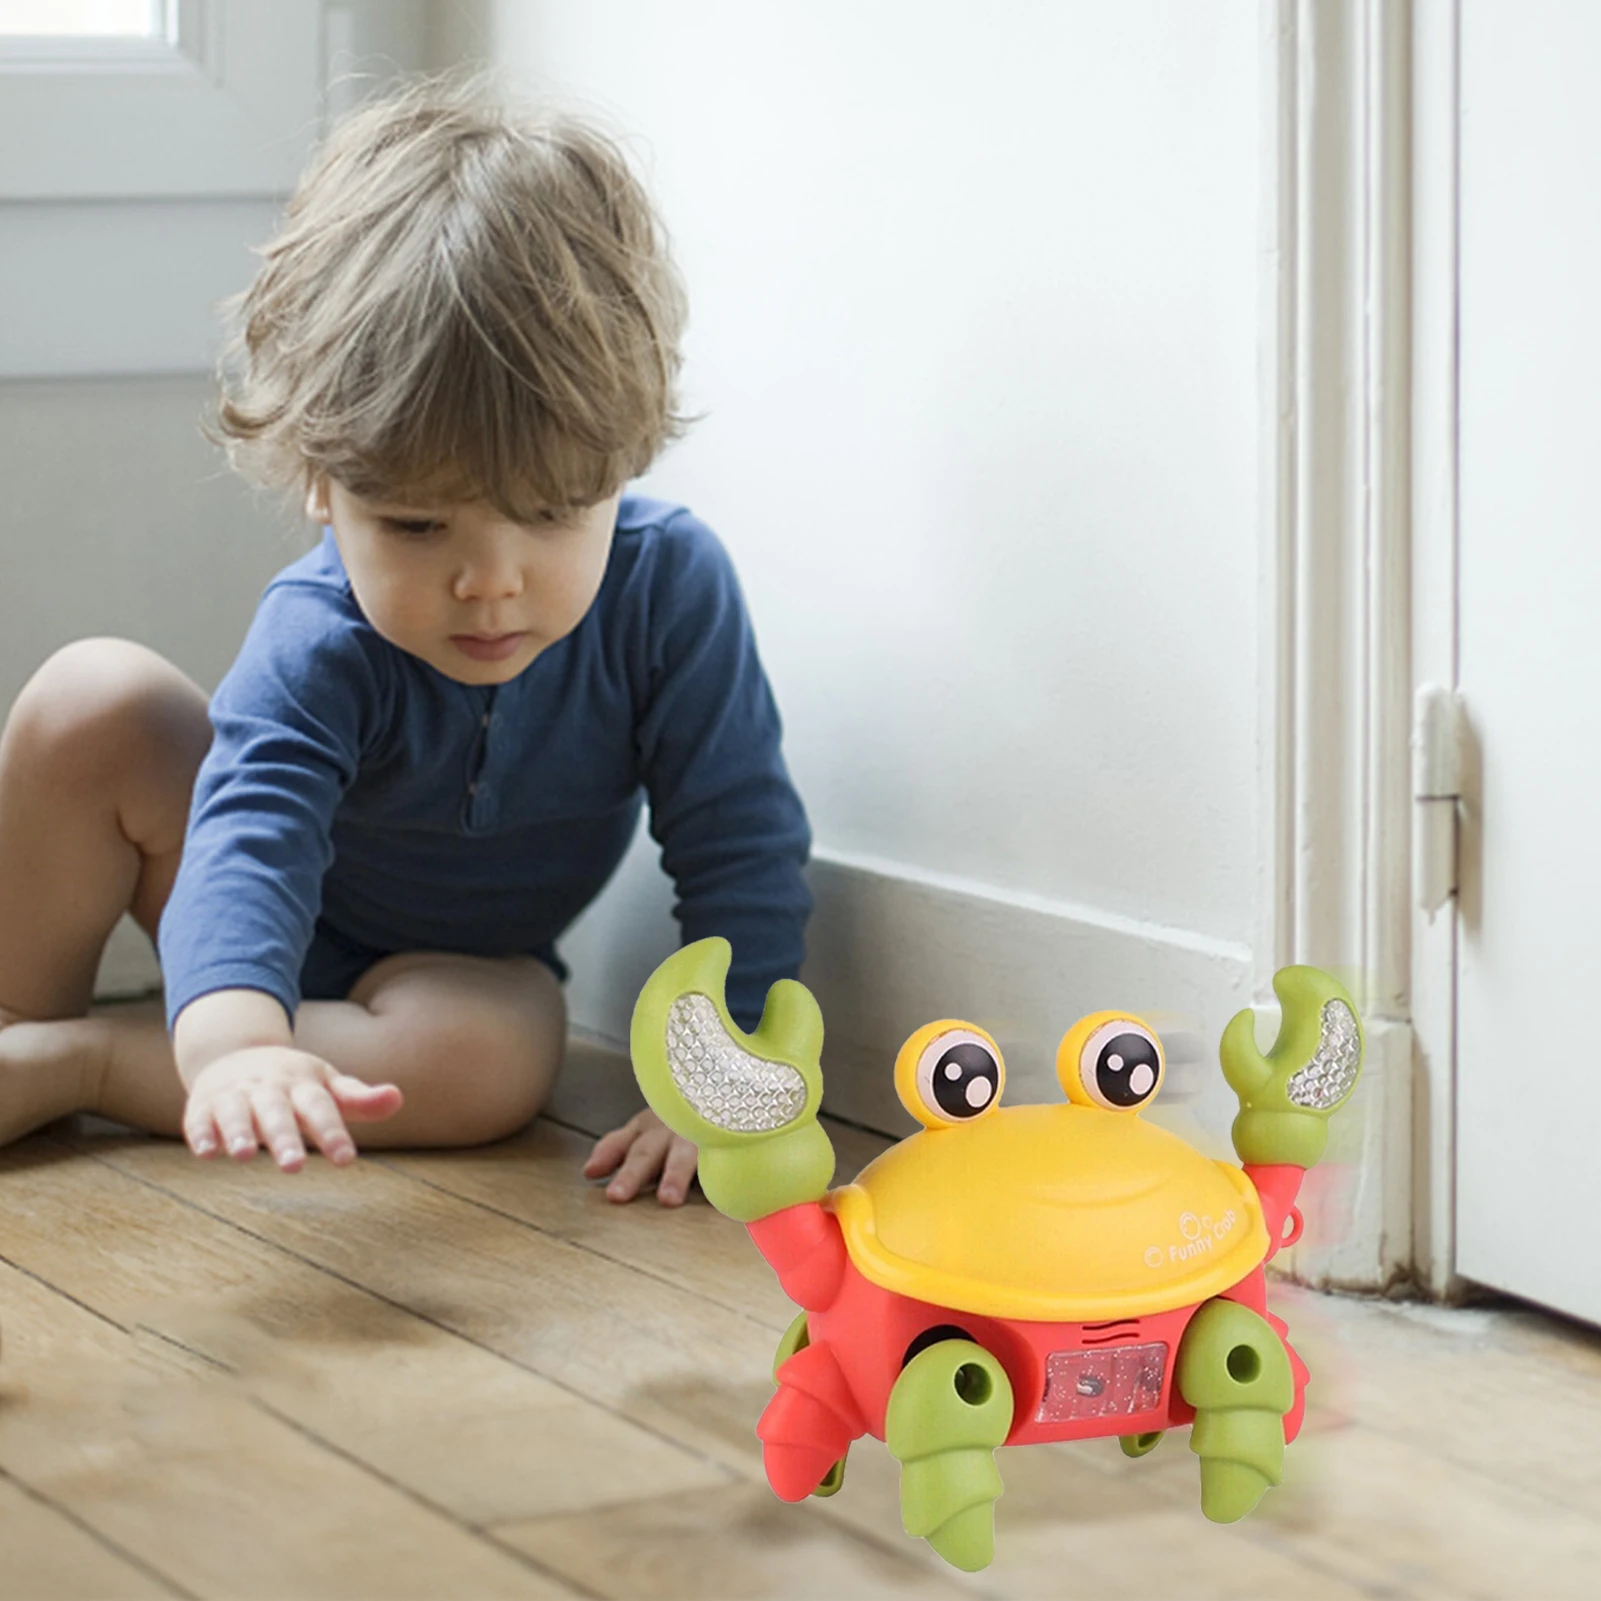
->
<box><xmin>1259</xmin><ymin>0</ymin><xmax>1461</xmax><ymax>1297</ymax></box>
<box><xmin>1406</xmin><ymin>0</ymin><xmax>1462</xmax><ymax>1300</ymax></box>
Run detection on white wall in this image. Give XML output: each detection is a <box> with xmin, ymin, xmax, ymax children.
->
<box><xmin>446</xmin><ymin>1</ymin><xmax>1266</xmax><ymax>1136</ymax></box>
<box><xmin>0</xmin><ymin>378</ymin><xmax>310</xmax><ymax>991</ymax></box>
<box><xmin>0</xmin><ymin>381</ymin><xmax>304</xmax><ymax>712</ymax></box>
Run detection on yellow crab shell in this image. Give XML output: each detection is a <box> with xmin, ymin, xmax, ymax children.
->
<box><xmin>824</xmin><ymin>1102</ymin><xmax>1270</xmax><ymax>1323</ymax></box>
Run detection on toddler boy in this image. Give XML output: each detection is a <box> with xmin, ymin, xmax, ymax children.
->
<box><xmin>0</xmin><ymin>77</ymin><xmax>810</xmax><ymax>1204</ymax></box>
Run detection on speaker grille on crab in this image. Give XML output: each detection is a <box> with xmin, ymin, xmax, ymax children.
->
<box><xmin>665</xmin><ymin>993</ymin><xmax>807</xmax><ymax>1133</ymax></box>
<box><xmin>1286</xmin><ymin>999</ymin><xmax>1361</xmax><ymax>1111</ymax></box>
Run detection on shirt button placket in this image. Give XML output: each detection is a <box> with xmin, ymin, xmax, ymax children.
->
<box><xmin>463</xmin><ymin>691</ymin><xmax>499</xmax><ymax>833</ymax></box>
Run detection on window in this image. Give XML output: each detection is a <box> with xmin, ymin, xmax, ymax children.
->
<box><xmin>0</xmin><ymin>0</ymin><xmax>322</xmax><ymax>376</ymax></box>
<box><xmin>0</xmin><ymin>0</ymin><xmax>322</xmax><ymax>200</ymax></box>
<box><xmin>0</xmin><ymin>0</ymin><xmax>166</xmax><ymax>38</ymax></box>
<box><xmin>0</xmin><ymin>0</ymin><xmax>183</xmax><ymax>63</ymax></box>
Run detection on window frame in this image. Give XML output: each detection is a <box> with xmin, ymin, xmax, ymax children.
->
<box><xmin>0</xmin><ymin>0</ymin><xmax>323</xmax><ymax>201</ymax></box>
<box><xmin>0</xmin><ymin>0</ymin><xmax>176</xmax><ymax>62</ymax></box>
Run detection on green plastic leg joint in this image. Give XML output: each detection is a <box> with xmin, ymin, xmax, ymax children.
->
<box><xmin>1177</xmin><ymin>1299</ymin><xmax>1294</xmax><ymax>1523</ymax></box>
<box><xmin>885</xmin><ymin>1339</ymin><xmax>1014</xmax><ymax>1573</ymax></box>
<box><xmin>1119</xmin><ymin>1430</ymin><xmax>1166</xmax><ymax>1458</ymax></box>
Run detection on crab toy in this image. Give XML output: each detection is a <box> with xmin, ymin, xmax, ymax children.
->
<box><xmin>630</xmin><ymin>939</ymin><xmax>1363</xmax><ymax>1572</ymax></box>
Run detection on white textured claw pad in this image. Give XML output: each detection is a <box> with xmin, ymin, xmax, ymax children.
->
<box><xmin>1286</xmin><ymin>999</ymin><xmax>1361</xmax><ymax>1110</ymax></box>
<box><xmin>665</xmin><ymin>993</ymin><xmax>808</xmax><ymax>1133</ymax></box>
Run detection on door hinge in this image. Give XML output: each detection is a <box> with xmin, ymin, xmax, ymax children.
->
<box><xmin>1413</xmin><ymin>685</ymin><xmax>1465</xmax><ymax>917</ymax></box>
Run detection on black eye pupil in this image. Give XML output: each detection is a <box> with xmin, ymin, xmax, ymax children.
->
<box><xmin>1095</xmin><ymin>1033</ymin><xmax>1159</xmax><ymax>1107</ymax></box>
<box><xmin>931</xmin><ymin>1043</ymin><xmax>998</xmax><ymax>1119</ymax></box>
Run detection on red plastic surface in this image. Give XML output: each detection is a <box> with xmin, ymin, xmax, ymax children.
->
<box><xmin>743</xmin><ymin>1185</ymin><xmax>1313</xmax><ymax>1493</ymax></box>
<box><xmin>747</xmin><ymin>1202</ymin><xmax>849</xmax><ymax>1310</ymax></box>
<box><xmin>1242</xmin><ymin>1164</ymin><xmax>1307</xmax><ymax>1263</ymax></box>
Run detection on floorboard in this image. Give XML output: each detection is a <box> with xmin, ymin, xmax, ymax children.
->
<box><xmin>0</xmin><ymin>1036</ymin><xmax>1597</xmax><ymax>1598</ymax></box>
<box><xmin>0</xmin><ymin>1471</ymin><xmax>176</xmax><ymax>1600</ymax></box>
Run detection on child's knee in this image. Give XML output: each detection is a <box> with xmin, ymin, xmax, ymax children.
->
<box><xmin>410</xmin><ymin>1004</ymin><xmax>561</xmax><ymax>1143</ymax></box>
<box><xmin>5</xmin><ymin>639</ymin><xmax>208</xmax><ymax>787</ymax></box>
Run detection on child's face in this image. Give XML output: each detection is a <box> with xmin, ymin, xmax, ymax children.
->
<box><xmin>318</xmin><ymin>481</ymin><xmax>623</xmax><ymax>685</ymax></box>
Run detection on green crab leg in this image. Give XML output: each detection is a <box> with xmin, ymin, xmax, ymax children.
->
<box><xmin>1177</xmin><ymin>1299</ymin><xmax>1294</xmax><ymax>1523</ymax></box>
<box><xmin>885</xmin><ymin>1340</ymin><xmax>1014</xmax><ymax>1573</ymax></box>
<box><xmin>629</xmin><ymin>938</ymin><xmax>835</xmax><ymax>1221</ymax></box>
<box><xmin>1119</xmin><ymin>1430</ymin><xmax>1165</xmax><ymax>1458</ymax></box>
<box><xmin>1221</xmin><ymin>966</ymin><xmax>1364</xmax><ymax>1169</ymax></box>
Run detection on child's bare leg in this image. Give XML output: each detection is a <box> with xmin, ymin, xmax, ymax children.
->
<box><xmin>6</xmin><ymin>949</ymin><xmax>564</xmax><ymax>1155</ymax></box>
<box><xmin>1</xmin><ymin>641</ymin><xmax>565</xmax><ymax>1154</ymax></box>
<box><xmin>174</xmin><ymin>953</ymin><xmax>564</xmax><ymax>1164</ymax></box>
<box><xmin>0</xmin><ymin>639</ymin><xmax>209</xmax><ymax>1142</ymax></box>
<box><xmin>293</xmin><ymin>951</ymin><xmax>567</xmax><ymax>1149</ymax></box>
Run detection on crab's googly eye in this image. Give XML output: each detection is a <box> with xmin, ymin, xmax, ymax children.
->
<box><xmin>925</xmin><ymin>1040</ymin><xmax>999</xmax><ymax>1120</ymax></box>
<box><xmin>1056</xmin><ymin>1012</ymin><xmax>1165</xmax><ymax>1112</ymax></box>
<box><xmin>1079</xmin><ymin>1020</ymin><xmax>1163</xmax><ymax>1110</ymax></box>
<box><xmin>894</xmin><ymin>1022</ymin><xmax>1005</xmax><ymax>1129</ymax></box>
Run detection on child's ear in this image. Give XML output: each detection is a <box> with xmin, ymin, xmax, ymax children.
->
<box><xmin>304</xmin><ymin>475</ymin><xmax>330</xmax><ymax>524</ymax></box>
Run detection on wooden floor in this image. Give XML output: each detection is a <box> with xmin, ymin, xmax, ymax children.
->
<box><xmin>3</xmin><ymin>1037</ymin><xmax>1600</xmax><ymax>1601</ymax></box>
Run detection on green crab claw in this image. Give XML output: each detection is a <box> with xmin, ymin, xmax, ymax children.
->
<box><xmin>1221</xmin><ymin>966</ymin><xmax>1364</xmax><ymax>1169</ymax></box>
<box><xmin>629</xmin><ymin>938</ymin><xmax>835</xmax><ymax>1221</ymax></box>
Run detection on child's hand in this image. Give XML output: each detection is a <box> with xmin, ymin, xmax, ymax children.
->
<box><xmin>583</xmin><ymin>1108</ymin><xmax>698</xmax><ymax>1205</ymax></box>
<box><xmin>182</xmin><ymin>1045</ymin><xmax>403</xmax><ymax>1172</ymax></box>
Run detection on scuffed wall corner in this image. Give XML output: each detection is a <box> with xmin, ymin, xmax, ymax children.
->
<box><xmin>1275</xmin><ymin>1016</ymin><xmax>1416</xmax><ymax>1294</ymax></box>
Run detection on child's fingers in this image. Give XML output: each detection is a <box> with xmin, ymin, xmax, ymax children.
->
<box><xmin>211</xmin><ymin>1090</ymin><xmax>260</xmax><ymax>1160</ymax></box>
<box><xmin>326</xmin><ymin>1073</ymin><xmax>405</xmax><ymax>1122</ymax></box>
<box><xmin>289</xmin><ymin>1080</ymin><xmax>356</xmax><ymax>1166</ymax></box>
<box><xmin>583</xmin><ymin>1124</ymin><xmax>635</xmax><ymax>1179</ymax></box>
<box><xmin>655</xmin><ymin>1136</ymin><xmax>699</xmax><ymax>1208</ymax></box>
<box><xmin>184</xmin><ymin>1103</ymin><xmax>221</xmax><ymax>1159</ymax></box>
<box><xmin>249</xmin><ymin>1086</ymin><xmax>307</xmax><ymax>1173</ymax></box>
<box><xmin>605</xmin><ymin>1125</ymin><xmax>671</xmax><ymax>1203</ymax></box>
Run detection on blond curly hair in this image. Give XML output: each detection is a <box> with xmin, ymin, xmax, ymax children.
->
<box><xmin>216</xmin><ymin>75</ymin><xmax>687</xmax><ymax>519</ymax></box>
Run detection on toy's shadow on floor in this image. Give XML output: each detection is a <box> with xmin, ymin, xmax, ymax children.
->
<box><xmin>628</xmin><ymin>1371</ymin><xmax>773</xmax><ymax>1458</ymax></box>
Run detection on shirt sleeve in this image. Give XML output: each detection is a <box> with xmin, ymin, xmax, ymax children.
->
<box><xmin>158</xmin><ymin>580</ymin><xmax>388</xmax><ymax>1028</ymax></box>
<box><xmin>634</xmin><ymin>513</ymin><xmax>812</xmax><ymax>1030</ymax></box>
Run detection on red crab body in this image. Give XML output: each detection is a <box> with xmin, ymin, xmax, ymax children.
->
<box><xmin>750</xmin><ymin>1163</ymin><xmax>1310</xmax><ymax>1502</ymax></box>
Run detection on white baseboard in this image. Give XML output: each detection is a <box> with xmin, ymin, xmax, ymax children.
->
<box><xmin>561</xmin><ymin>841</ymin><xmax>1410</xmax><ymax>1293</ymax></box>
<box><xmin>799</xmin><ymin>850</ymin><xmax>1255</xmax><ymax>1145</ymax></box>
<box><xmin>75</xmin><ymin>839</ymin><xmax>1414</xmax><ymax>1293</ymax></box>
<box><xmin>1267</xmin><ymin>1015</ymin><xmax>1415</xmax><ymax>1294</ymax></box>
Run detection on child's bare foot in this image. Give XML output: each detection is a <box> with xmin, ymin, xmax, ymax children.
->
<box><xmin>0</xmin><ymin>1005</ymin><xmax>106</xmax><ymax>1145</ymax></box>
<box><xmin>0</xmin><ymin>999</ymin><xmax>185</xmax><ymax>1146</ymax></box>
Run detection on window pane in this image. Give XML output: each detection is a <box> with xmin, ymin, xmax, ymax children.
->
<box><xmin>0</xmin><ymin>0</ymin><xmax>161</xmax><ymax>36</ymax></box>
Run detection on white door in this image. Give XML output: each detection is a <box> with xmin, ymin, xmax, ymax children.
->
<box><xmin>1454</xmin><ymin>1</ymin><xmax>1601</xmax><ymax>1326</ymax></box>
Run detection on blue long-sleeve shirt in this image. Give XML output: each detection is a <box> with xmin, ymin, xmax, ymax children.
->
<box><xmin>159</xmin><ymin>495</ymin><xmax>811</xmax><ymax>1030</ymax></box>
